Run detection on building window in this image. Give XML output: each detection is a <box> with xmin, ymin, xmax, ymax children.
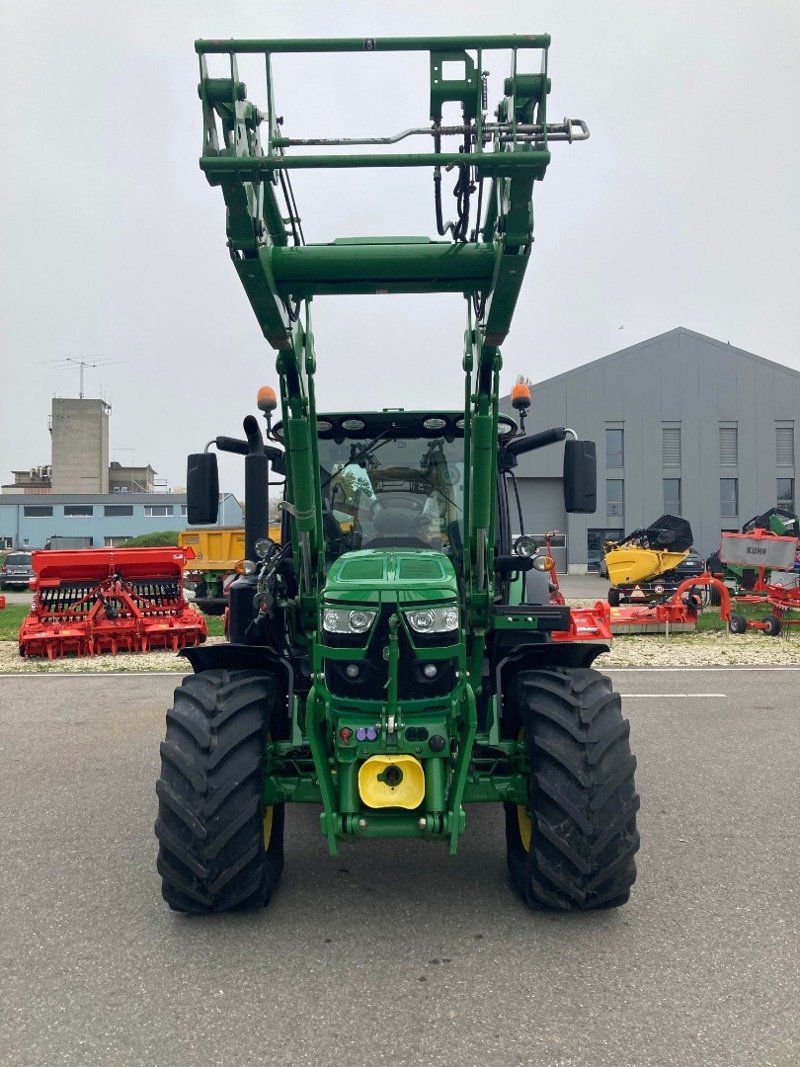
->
<box><xmin>104</xmin><ymin>536</ymin><xmax>131</xmax><ymax>547</ymax></box>
<box><xmin>23</xmin><ymin>506</ymin><xmax>53</xmax><ymax>517</ymax></box>
<box><xmin>662</xmin><ymin>426</ymin><xmax>681</xmax><ymax>467</ymax></box>
<box><xmin>663</xmin><ymin>478</ymin><xmax>681</xmax><ymax>515</ymax></box>
<box><xmin>64</xmin><ymin>505</ymin><xmax>93</xmax><ymax>518</ymax></box>
<box><xmin>144</xmin><ymin>505</ymin><xmax>172</xmax><ymax>518</ymax></box>
<box><xmin>527</xmin><ymin>533</ymin><xmax>567</xmax><ymax>550</ymax></box>
<box><xmin>776</xmin><ymin>425</ymin><xmax>794</xmax><ymax>466</ymax></box>
<box><xmin>720</xmin><ymin>478</ymin><xmax>738</xmax><ymax>517</ymax></box>
<box><xmin>605</xmin><ymin>428</ymin><xmax>624</xmax><ymax>468</ymax></box>
<box><xmin>104</xmin><ymin>505</ymin><xmax>134</xmax><ymax>517</ymax></box>
<box><xmin>180</xmin><ymin>505</ymin><xmax>188</xmax><ymax>517</ymax></box>
<box><xmin>606</xmin><ymin>479</ymin><xmax>624</xmax><ymax>517</ymax></box>
<box><xmin>777</xmin><ymin>478</ymin><xmax>794</xmax><ymax>511</ymax></box>
<box><xmin>719</xmin><ymin>426</ymin><xmax>738</xmax><ymax>466</ymax></box>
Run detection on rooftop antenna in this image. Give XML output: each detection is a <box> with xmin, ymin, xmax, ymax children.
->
<box><xmin>37</xmin><ymin>355</ymin><xmax>125</xmax><ymax>399</ymax></box>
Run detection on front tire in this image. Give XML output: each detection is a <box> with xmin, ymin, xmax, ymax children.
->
<box><xmin>155</xmin><ymin>669</ymin><xmax>284</xmax><ymax>913</ymax></box>
<box><xmin>607</xmin><ymin>586</ymin><xmax>621</xmax><ymax>607</ymax></box>
<box><xmin>505</xmin><ymin>668</ymin><xmax>640</xmax><ymax>910</ymax></box>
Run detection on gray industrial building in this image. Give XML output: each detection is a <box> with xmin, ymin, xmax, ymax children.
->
<box><xmin>502</xmin><ymin>328</ymin><xmax>799</xmax><ymax>572</ymax></box>
<box><xmin>50</xmin><ymin>398</ymin><xmax>111</xmax><ymax>493</ymax></box>
<box><xmin>0</xmin><ymin>493</ymin><xmax>244</xmax><ymax>550</ymax></box>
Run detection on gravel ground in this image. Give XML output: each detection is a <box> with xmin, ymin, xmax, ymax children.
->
<box><xmin>2</xmin><ymin>627</ymin><xmax>800</xmax><ymax>672</ymax></box>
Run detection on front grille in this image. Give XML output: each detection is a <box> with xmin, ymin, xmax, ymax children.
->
<box><xmin>324</xmin><ymin>604</ymin><xmax>457</xmax><ymax>702</ymax></box>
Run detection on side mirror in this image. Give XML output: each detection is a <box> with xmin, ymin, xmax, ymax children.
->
<box><xmin>563</xmin><ymin>439</ymin><xmax>596</xmax><ymax>514</ymax></box>
<box><xmin>186</xmin><ymin>453</ymin><xmax>219</xmax><ymax>524</ymax></box>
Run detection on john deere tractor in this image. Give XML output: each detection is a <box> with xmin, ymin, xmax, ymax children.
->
<box><xmin>155</xmin><ymin>34</ymin><xmax>639</xmax><ymax>913</ymax></box>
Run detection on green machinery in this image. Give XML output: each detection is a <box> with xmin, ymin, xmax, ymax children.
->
<box><xmin>155</xmin><ymin>35</ymin><xmax>640</xmax><ymax>913</ymax></box>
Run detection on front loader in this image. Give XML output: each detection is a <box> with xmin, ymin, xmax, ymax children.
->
<box><xmin>155</xmin><ymin>34</ymin><xmax>639</xmax><ymax>913</ymax></box>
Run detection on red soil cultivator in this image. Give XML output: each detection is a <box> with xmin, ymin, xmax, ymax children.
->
<box><xmin>19</xmin><ymin>547</ymin><xmax>207</xmax><ymax>658</ymax></box>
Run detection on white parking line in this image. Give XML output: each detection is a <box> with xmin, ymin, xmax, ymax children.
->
<box><xmin>0</xmin><ymin>672</ymin><xmax>183</xmax><ymax>679</ymax></box>
<box><xmin>608</xmin><ymin>666</ymin><xmax>800</xmax><ymax>672</ymax></box>
<box><xmin>620</xmin><ymin>693</ymin><xmax>726</xmax><ymax>698</ymax></box>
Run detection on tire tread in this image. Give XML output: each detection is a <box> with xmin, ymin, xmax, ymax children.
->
<box><xmin>506</xmin><ymin>667</ymin><xmax>639</xmax><ymax>911</ymax></box>
<box><xmin>154</xmin><ymin>669</ymin><xmax>284</xmax><ymax>914</ymax></box>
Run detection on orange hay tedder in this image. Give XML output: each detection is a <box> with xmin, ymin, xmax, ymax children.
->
<box><xmin>18</xmin><ymin>547</ymin><xmax>207</xmax><ymax>659</ymax></box>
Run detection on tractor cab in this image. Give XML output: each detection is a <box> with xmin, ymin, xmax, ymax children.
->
<box><xmin>274</xmin><ymin>409</ymin><xmax>517</xmax><ymax>570</ymax></box>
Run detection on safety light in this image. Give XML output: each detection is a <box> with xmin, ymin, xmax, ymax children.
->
<box><xmin>511</xmin><ymin>381</ymin><xmax>532</xmax><ymax>411</ymax></box>
<box><xmin>423</xmin><ymin>664</ymin><xmax>438</xmax><ymax>679</ymax></box>
<box><xmin>257</xmin><ymin>385</ymin><xmax>277</xmax><ymax>414</ymax></box>
<box><xmin>532</xmin><ymin>554</ymin><xmax>556</xmax><ymax>572</ymax></box>
<box><xmin>234</xmin><ymin>559</ymin><xmax>257</xmax><ymax>575</ymax></box>
<box><xmin>345</xmin><ymin>664</ymin><xmax>360</xmax><ymax>679</ymax></box>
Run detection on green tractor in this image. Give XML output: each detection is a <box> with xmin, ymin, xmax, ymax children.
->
<box><xmin>155</xmin><ymin>34</ymin><xmax>639</xmax><ymax>913</ymax></box>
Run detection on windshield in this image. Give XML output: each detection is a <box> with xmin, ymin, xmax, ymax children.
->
<box><xmin>317</xmin><ymin>434</ymin><xmax>465</xmax><ymax>567</ymax></box>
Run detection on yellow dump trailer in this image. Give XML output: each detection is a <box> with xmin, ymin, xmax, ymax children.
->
<box><xmin>179</xmin><ymin>525</ymin><xmax>280</xmax><ymax>614</ymax></box>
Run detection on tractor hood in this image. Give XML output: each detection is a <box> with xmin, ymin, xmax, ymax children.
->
<box><xmin>323</xmin><ymin>549</ymin><xmax>458</xmax><ymax>607</ymax></box>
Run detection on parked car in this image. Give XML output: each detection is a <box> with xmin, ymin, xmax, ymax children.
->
<box><xmin>0</xmin><ymin>551</ymin><xmax>34</xmax><ymax>590</ymax></box>
<box><xmin>608</xmin><ymin>549</ymin><xmax>707</xmax><ymax>605</ymax></box>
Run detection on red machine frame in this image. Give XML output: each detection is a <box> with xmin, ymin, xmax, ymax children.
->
<box><xmin>718</xmin><ymin>528</ymin><xmax>800</xmax><ymax>636</ymax></box>
<box><xmin>19</xmin><ymin>547</ymin><xmax>208</xmax><ymax>659</ymax></box>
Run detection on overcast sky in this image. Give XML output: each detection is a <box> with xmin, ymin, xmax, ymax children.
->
<box><xmin>1</xmin><ymin>0</ymin><xmax>798</xmax><ymax>499</ymax></box>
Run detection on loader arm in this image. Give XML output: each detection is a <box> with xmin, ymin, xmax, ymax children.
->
<box><xmin>195</xmin><ymin>34</ymin><xmax>587</xmax><ymax>649</ymax></box>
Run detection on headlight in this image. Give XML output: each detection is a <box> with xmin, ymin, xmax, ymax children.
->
<box><xmin>514</xmin><ymin>535</ymin><xmax>537</xmax><ymax>558</ymax></box>
<box><xmin>322</xmin><ymin>607</ymin><xmax>376</xmax><ymax>634</ymax></box>
<box><xmin>405</xmin><ymin>605</ymin><xmax>459</xmax><ymax>634</ymax></box>
<box><xmin>254</xmin><ymin>537</ymin><xmax>275</xmax><ymax>560</ymax></box>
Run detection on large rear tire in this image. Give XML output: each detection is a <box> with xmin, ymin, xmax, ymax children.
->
<box><xmin>155</xmin><ymin>669</ymin><xmax>284</xmax><ymax>913</ymax></box>
<box><xmin>505</xmin><ymin>668</ymin><xmax>640</xmax><ymax>910</ymax></box>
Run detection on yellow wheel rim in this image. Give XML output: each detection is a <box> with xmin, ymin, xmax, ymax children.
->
<box><xmin>262</xmin><ymin>806</ymin><xmax>274</xmax><ymax>850</ymax></box>
<box><xmin>517</xmin><ymin>726</ymin><xmax>532</xmax><ymax>852</ymax></box>
<box><xmin>517</xmin><ymin>805</ymin><xmax>532</xmax><ymax>852</ymax></box>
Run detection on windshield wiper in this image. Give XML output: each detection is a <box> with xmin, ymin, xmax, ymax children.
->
<box><xmin>320</xmin><ymin>430</ymin><xmax>392</xmax><ymax>491</ymax></box>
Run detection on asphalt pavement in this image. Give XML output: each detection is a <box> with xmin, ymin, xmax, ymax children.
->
<box><xmin>1</xmin><ymin>670</ymin><xmax>798</xmax><ymax>1067</ymax></box>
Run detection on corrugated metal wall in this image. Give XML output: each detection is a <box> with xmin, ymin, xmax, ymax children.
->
<box><xmin>502</xmin><ymin>328</ymin><xmax>800</xmax><ymax>569</ymax></box>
